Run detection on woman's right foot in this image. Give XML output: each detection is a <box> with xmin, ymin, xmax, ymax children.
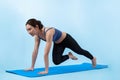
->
<box><xmin>92</xmin><ymin>57</ymin><xmax>96</xmax><ymax>68</ymax></box>
<box><xmin>68</xmin><ymin>52</ymin><xmax>78</xmax><ymax>60</ymax></box>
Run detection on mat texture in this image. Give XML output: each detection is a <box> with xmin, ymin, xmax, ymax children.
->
<box><xmin>6</xmin><ymin>63</ymin><xmax>108</xmax><ymax>77</ymax></box>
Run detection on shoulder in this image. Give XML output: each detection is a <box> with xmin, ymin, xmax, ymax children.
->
<box><xmin>34</xmin><ymin>35</ymin><xmax>40</xmax><ymax>41</ymax></box>
<box><xmin>45</xmin><ymin>27</ymin><xmax>55</xmax><ymax>36</ymax></box>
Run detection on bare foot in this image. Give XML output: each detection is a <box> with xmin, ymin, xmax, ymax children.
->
<box><xmin>24</xmin><ymin>67</ymin><xmax>34</xmax><ymax>71</ymax></box>
<box><xmin>68</xmin><ymin>52</ymin><xmax>78</xmax><ymax>60</ymax></box>
<box><xmin>38</xmin><ymin>71</ymin><xmax>48</xmax><ymax>75</ymax></box>
<box><xmin>92</xmin><ymin>57</ymin><xmax>96</xmax><ymax>68</ymax></box>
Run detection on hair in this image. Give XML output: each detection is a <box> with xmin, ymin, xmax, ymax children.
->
<box><xmin>26</xmin><ymin>18</ymin><xmax>44</xmax><ymax>29</ymax></box>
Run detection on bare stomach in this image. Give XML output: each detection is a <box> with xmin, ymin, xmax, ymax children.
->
<box><xmin>55</xmin><ymin>32</ymin><xmax>66</xmax><ymax>44</ymax></box>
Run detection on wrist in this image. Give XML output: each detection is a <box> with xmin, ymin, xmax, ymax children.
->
<box><xmin>31</xmin><ymin>66</ymin><xmax>34</xmax><ymax>69</ymax></box>
<box><xmin>45</xmin><ymin>69</ymin><xmax>48</xmax><ymax>72</ymax></box>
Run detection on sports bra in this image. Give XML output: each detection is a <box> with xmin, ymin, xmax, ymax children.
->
<box><xmin>39</xmin><ymin>27</ymin><xmax>62</xmax><ymax>42</ymax></box>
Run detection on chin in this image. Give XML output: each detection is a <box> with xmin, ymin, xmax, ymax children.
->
<box><xmin>30</xmin><ymin>34</ymin><xmax>34</xmax><ymax>37</ymax></box>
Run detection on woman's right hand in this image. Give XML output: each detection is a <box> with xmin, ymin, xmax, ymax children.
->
<box><xmin>24</xmin><ymin>67</ymin><xmax>34</xmax><ymax>71</ymax></box>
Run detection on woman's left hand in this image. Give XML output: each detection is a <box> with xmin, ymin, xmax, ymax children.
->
<box><xmin>38</xmin><ymin>71</ymin><xmax>48</xmax><ymax>74</ymax></box>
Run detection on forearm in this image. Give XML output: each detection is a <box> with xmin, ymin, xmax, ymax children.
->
<box><xmin>31</xmin><ymin>50</ymin><xmax>38</xmax><ymax>68</ymax></box>
<box><xmin>44</xmin><ymin>42</ymin><xmax>52</xmax><ymax>72</ymax></box>
<box><xmin>44</xmin><ymin>54</ymin><xmax>49</xmax><ymax>72</ymax></box>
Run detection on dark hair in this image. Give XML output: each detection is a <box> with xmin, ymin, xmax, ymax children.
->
<box><xmin>26</xmin><ymin>18</ymin><xmax>44</xmax><ymax>29</ymax></box>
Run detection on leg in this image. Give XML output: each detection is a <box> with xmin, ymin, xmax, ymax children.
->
<box><xmin>64</xmin><ymin>34</ymin><xmax>96</xmax><ymax>67</ymax></box>
<box><xmin>52</xmin><ymin>43</ymin><xmax>69</xmax><ymax>65</ymax></box>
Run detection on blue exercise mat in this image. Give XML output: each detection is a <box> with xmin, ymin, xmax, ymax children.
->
<box><xmin>6</xmin><ymin>63</ymin><xmax>108</xmax><ymax>77</ymax></box>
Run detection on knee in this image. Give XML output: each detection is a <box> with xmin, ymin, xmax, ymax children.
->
<box><xmin>54</xmin><ymin>62</ymin><xmax>60</xmax><ymax>65</ymax></box>
<box><xmin>53</xmin><ymin>59</ymin><xmax>61</xmax><ymax>65</ymax></box>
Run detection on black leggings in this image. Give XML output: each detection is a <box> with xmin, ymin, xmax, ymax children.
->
<box><xmin>52</xmin><ymin>33</ymin><xmax>94</xmax><ymax>65</ymax></box>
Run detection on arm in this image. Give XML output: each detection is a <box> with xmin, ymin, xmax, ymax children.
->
<box><xmin>44</xmin><ymin>34</ymin><xmax>52</xmax><ymax>72</ymax></box>
<box><xmin>39</xmin><ymin>29</ymin><xmax>54</xmax><ymax>74</ymax></box>
<box><xmin>31</xmin><ymin>35</ymin><xmax>40</xmax><ymax>69</ymax></box>
<box><xmin>25</xmin><ymin>35</ymin><xmax>40</xmax><ymax>71</ymax></box>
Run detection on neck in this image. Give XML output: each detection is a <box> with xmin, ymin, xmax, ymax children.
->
<box><xmin>38</xmin><ymin>27</ymin><xmax>45</xmax><ymax>36</ymax></box>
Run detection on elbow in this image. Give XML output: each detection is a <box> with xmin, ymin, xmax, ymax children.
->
<box><xmin>44</xmin><ymin>53</ymin><xmax>49</xmax><ymax>57</ymax></box>
<box><xmin>44</xmin><ymin>53</ymin><xmax>49</xmax><ymax>59</ymax></box>
<box><xmin>32</xmin><ymin>51</ymin><xmax>38</xmax><ymax>56</ymax></box>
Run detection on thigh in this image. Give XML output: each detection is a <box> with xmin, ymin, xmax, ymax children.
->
<box><xmin>52</xmin><ymin>43</ymin><xmax>65</xmax><ymax>59</ymax></box>
<box><xmin>65</xmin><ymin>34</ymin><xmax>83</xmax><ymax>53</ymax></box>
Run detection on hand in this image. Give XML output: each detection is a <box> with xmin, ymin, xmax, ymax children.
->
<box><xmin>24</xmin><ymin>67</ymin><xmax>34</xmax><ymax>71</ymax></box>
<box><xmin>38</xmin><ymin>70</ymin><xmax>48</xmax><ymax>74</ymax></box>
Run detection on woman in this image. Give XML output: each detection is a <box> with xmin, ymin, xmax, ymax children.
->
<box><xmin>25</xmin><ymin>18</ymin><xmax>96</xmax><ymax>74</ymax></box>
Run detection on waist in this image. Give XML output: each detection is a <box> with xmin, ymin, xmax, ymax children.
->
<box><xmin>54</xmin><ymin>32</ymin><xmax>67</xmax><ymax>44</ymax></box>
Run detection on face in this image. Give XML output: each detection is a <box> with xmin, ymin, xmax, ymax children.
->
<box><xmin>26</xmin><ymin>24</ymin><xmax>37</xmax><ymax>36</ymax></box>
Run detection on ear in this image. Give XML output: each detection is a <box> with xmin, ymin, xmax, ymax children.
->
<box><xmin>35</xmin><ymin>25</ymin><xmax>39</xmax><ymax>29</ymax></box>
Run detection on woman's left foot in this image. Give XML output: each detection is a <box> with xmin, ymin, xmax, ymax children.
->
<box><xmin>68</xmin><ymin>52</ymin><xmax>78</xmax><ymax>60</ymax></box>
